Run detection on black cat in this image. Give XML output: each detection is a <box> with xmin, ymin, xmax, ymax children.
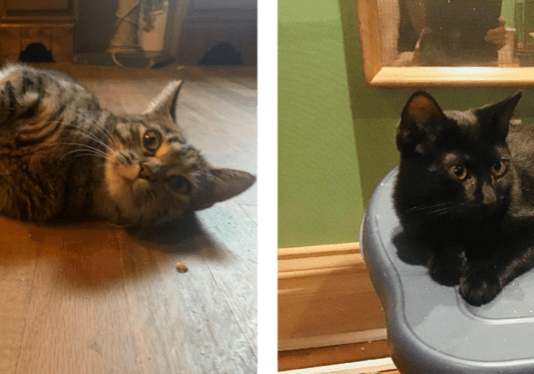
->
<box><xmin>393</xmin><ymin>90</ymin><xmax>534</xmax><ymax>306</ymax></box>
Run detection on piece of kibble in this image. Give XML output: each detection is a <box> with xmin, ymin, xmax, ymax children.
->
<box><xmin>175</xmin><ymin>261</ymin><xmax>188</xmax><ymax>273</ymax></box>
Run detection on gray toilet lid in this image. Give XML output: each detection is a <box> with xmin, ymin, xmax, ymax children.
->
<box><xmin>361</xmin><ymin>168</ymin><xmax>534</xmax><ymax>373</ymax></box>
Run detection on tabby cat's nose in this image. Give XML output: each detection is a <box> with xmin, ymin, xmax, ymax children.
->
<box><xmin>138</xmin><ymin>163</ymin><xmax>152</xmax><ymax>180</ymax></box>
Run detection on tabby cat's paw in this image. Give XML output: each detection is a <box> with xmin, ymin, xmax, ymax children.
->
<box><xmin>459</xmin><ymin>272</ymin><xmax>502</xmax><ymax>306</ymax></box>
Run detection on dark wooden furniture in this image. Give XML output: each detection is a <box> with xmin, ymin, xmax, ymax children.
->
<box><xmin>0</xmin><ymin>0</ymin><xmax>77</xmax><ymax>63</ymax></box>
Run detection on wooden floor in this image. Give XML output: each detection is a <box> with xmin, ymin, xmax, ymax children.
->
<box><xmin>0</xmin><ymin>64</ymin><xmax>257</xmax><ymax>374</ymax></box>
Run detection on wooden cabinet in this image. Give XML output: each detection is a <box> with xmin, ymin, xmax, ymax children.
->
<box><xmin>178</xmin><ymin>0</ymin><xmax>257</xmax><ymax>65</ymax></box>
<box><xmin>0</xmin><ymin>0</ymin><xmax>76</xmax><ymax>63</ymax></box>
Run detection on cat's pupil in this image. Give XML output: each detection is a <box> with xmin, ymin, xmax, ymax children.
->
<box><xmin>493</xmin><ymin>160</ymin><xmax>506</xmax><ymax>176</ymax></box>
<box><xmin>143</xmin><ymin>130</ymin><xmax>161</xmax><ymax>151</ymax></box>
<box><xmin>450</xmin><ymin>164</ymin><xmax>467</xmax><ymax>179</ymax></box>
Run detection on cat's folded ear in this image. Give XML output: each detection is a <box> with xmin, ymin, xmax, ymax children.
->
<box><xmin>144</xmin><ymin>80</ymin><xmax>183</xmax><ymax>122</ymax></box>
<box><xmin>192</xmin><ymin>168</ymin><xmax>256</xmax><ymax>210</ymax></box>
<box><xmin>477</xmin><ymin>91</ymin><xmax>522</xmax><ymax>141</ymax></box>
<box><xmin>397</xmin><ymin>91</ymin><xmax>447</xmax><ymax>155</ymax></box>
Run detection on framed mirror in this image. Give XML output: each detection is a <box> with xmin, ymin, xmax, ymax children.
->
<box><xmin>357</xmin><ymin>0</ymin><xmax>534</xmax><ymax>86</ymax></box>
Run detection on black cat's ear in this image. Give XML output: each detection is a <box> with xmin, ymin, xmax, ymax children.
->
<box><xmin>478</xmin><ymin>91</ymin><xmax>522</xmax><ymax>140</ymax></box>
<box><xmin>144</xmin><ymin>80</ymin><xmax>183</xmax><ymax>122</ymax></box>
<box><xmin>397</xmin><ymin>91</ymin><xmax>446</xmax><ymax>155</ymax></box>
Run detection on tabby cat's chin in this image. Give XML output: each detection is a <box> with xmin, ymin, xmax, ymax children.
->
<box><xmin>133</xmin><ymin>178</ymin><xmax>150</xmax><ymax>191</ymax></box>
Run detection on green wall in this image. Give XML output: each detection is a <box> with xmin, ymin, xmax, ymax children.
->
<box><xmin>278</xmin><ymin>0</ymin><xmax>364</xmax><ymax>248</ymax></box>
<box><xmin>279</xmin><ymin>0</ymin><xmax>534</xmax><ymax>249</ymax></box>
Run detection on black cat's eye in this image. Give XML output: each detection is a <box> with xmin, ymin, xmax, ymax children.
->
<box><xmin>449</xmin><ymin>164</ymin><xmax>467</xmax><ymax>180</ymax></box>
<box><xmin>492</xmin><ymin>160</ymin><xmax>508</xmax><ymax>177</ymax></box>
<box><xmin>143</xmin><ymin>130</ymin><xmax>162</xmax><ymax>151</ymax></box>
<box><xmin>168</xmin><ymin>175</ymin><xmax>191</xmax><ymax>194</ymax></box>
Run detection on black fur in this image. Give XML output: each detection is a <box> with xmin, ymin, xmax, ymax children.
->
<box><xmin>393</xmin><ymin>91</ymin><xmax>534</xmax><ymax>306</ymax></box>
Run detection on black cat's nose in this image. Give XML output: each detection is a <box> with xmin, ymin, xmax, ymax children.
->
<box><xmin>138</xmin><ymin>163</ymin><xmax>152</xmax><ymax>180</ymax></box>
<box><xmin>481</xmin><ymin>183</ymin><xmax>497</xmax><ymax>206</ymax></box>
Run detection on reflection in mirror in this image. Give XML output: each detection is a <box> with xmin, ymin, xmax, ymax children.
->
<box><xmin>377</xmin><ymin>0</ymin><xmax>534</xmax><ymax>67</ymax></box>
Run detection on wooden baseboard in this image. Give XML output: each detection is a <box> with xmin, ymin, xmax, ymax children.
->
<box><xmin>278</xmin><ymin>242</ymin><xmax>389</xmax><ymax>369</ymax></box>
<box><xmin>278</xmin><ymin>340</ymin><xmax>392</xmax><ymax>372</ymax></box>
<box><xmin>279</xmin><ymin>328</ymin><xmax>387</xmax><ymax>352</ymax></box>
<box><xmin>280</xmin><ymin>357</ymin><xmax>397</xmax><ymax>374</ymax></box>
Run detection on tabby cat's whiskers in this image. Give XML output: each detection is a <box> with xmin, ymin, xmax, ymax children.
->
<box><xmin>42</xmin><ymin>119</ymin><xmax>126</xmax><ymax>162</ymax></box>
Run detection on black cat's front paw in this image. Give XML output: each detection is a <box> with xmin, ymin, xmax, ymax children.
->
<box><xmin>459</xmin><ymin>272</ymin><xmax>502</xmax><ymax>306</ymax></box>
<box><xmin>428</xmin><ymin>254</ymin><xmax>467</xmax><ymax>286</ymax></box>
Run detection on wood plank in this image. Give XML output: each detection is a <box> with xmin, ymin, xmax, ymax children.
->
<box><xmin>14</xmin><ymin>224</ymin><xmax>142</xmax><ymax>374</ymax></box>
<box><xmin>280</xmin><ymin>357</ymin><xmax>397</xmax><ymax>374</ymax></box>
<box><xmin>279</xmin><ymin>341</ymin><xmax>392</xmax><ymax>371</ymax></box>
<box><xmin>371</xmin><ymin>66</ymin><xmax>534</xmax><ymax>87</ymax></box>
<box><xmin>280</xmin><ymin>329</ymin><xmax>387</xmax><ymax>353</ymax></box>
<box><xmin>119</xmin><ymin>226</ymin><xmax>257</xmax><ymax>373</ymax></box>
<box><xmin>0</xmin><ymin>219</ymin><xmax>39</xmax><ymax>374</ymax></box>
<box><xmin>356</xmin><ymin>0</ymin><xmax>383</xmax><ymax>84</ymax></box>
<box><xmin>279</xmin><ymin>242</ymin><xmax>360</xmax><ymax>259</ymax></box>
<box><xmin>195</xmin><ymin>205</ymin><xmax>258</xmax><ymax>355</ymax></box>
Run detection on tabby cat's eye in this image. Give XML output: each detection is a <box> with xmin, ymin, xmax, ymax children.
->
<box><xmin>168</xmin><ymin>175</ymin><xmax>191</xmax><ymax>194</ymax></box>
<box><xmin>143</xmin><ymin>130</ymin><xmax>162</xmax><ymax>151</ymax></box>
<box><xmin>449</xmin><ymin>164</ymin><xmax>467</xmax><ymax>180</ymax></box>
<box><xmin>492</xmin><ymin>160</ymin><xmax>508</xmax><ymax>177</ymax></box>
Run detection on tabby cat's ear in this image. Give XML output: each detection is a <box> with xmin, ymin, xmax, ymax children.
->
<box><xmin>397</xmin><ymin>91</ymin><xmax>446</xmax><ymax>155</ymax></box>
<box><xmin>192</xmin><ymin>168</ymin><xmax>256</xmax><ymax>210</ymax></box>
<box><xmin>477</xmin><ymin>91</ymin><xmax>522</xmax><ymax>141</ymax></box>
<box><xmin>145</xmin><ymin>80</ymin><xmax>183</xmax><ymax>122</ymax></box>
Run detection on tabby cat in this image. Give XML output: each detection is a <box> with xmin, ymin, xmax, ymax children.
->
<box><xmin>393</xmin><ymin>90</ymin><xmax>534</xmax><ymax>306</ymax></box>
<box><xmin>0</xmin><ymin>65</ymin><xmax>255</xmax><ymax>228</ymax></box>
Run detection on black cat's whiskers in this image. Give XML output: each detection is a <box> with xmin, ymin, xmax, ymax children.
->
<box><xmin>404</xmin><ymin>201</ymin><xmax>465</xmax><ymax>225</ymax></box>
<box><xmin>404</xmin><ymin>201</ymin><xmax>457</xmax><ymax>214</ymax></box>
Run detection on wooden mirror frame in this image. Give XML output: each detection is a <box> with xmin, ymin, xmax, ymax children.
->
<box><xmin>357</xmin><ymin>0</ymin><xmax>534</xmax><ymax>87</ymax></box>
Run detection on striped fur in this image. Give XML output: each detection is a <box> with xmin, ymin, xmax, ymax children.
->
<box><xmin>0</xmin><ymin>65</ymin><xmax>255</xmax><ymax>227</ymax></box>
